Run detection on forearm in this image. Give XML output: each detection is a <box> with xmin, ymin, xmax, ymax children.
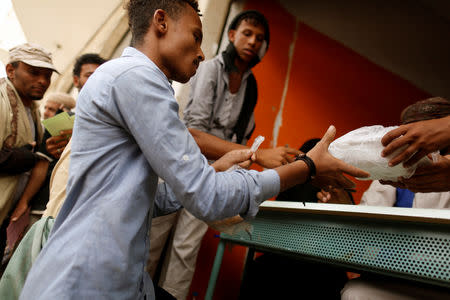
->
<box><xmin>16</xmin><ymin>160</ymin><xmax>49</xmax><ymax>206</ymax></box>
<box><xmin>275</xmin><ymin>160</ymin><xmax>310</xmax><ymax>192</ymax></box>
<box><xmin>188</xmin><ymin>128</ymin><xmax>300</xmax><ymax>168</ymax></box>
<box><xmin>188</xmin><ymin>128</ymin><xmax>247</xmax><ymax>160</ymax></box>
<box><xmin>0</xmin><ymin>147</ymin><xmax>38</xmax><ymax>174</ymax></box>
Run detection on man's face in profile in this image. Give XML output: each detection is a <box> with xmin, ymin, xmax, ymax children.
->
<box><xmin>73</xmin><ymin>63</ymin><xmax>100</xmax><ymax>90</ymax></box>
<box><xmin>162</xmin><ymin>5</ymin><xmax>204</xmax><ymax>83</ymax></box>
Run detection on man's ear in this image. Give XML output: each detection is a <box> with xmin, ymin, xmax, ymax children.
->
<box><xmin>73</xmin><ymin>75</ymin><xmax>80</xmax><ymax>88</ymax></box>
<box><xmin>153</xmin><ymin>9</ymin><xmax>168</xmax><ymax>35</ymax></box>
<box><xmin>228</xmin><ymin>29</ymin><xmax>236</xmax><ymax>43</ymax></box>
<box><xmin>5</xmin><ymin>63</ymin><xmax>16</xmax><ymax>80</ymax></box>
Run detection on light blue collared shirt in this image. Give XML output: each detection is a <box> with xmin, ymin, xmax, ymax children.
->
<box><xmin>20</xmin><ymin>47</ymin><xmax>279</xmax><ymax>300</ymax></box>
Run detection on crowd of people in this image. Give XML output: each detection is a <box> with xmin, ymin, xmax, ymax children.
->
<box><xmin>0</xmin><ymin>0</ymin><xmax>449</xmax><ymax>299</ymax></box>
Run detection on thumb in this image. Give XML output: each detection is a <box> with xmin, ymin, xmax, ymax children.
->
<box><xmin>238</xmin><ymin>149</ymin><xmax>253</xmax><ymax>162</ymax></box>
<box><xmin>320</xmin><ymin>125</ymin><xmax>336</xmax><ymax>148</ymax></box>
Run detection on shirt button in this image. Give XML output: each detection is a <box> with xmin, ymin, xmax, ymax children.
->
<box><xmin>182</xmin><ymin>155</ymin><xmax>189</xmax><ymax>161</ymax></box>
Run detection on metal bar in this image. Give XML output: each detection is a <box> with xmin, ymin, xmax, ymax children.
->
<box><xmin>205</xmin><ymin>239</ymin><xmax>226</xmax><ymax>300</ymax></box>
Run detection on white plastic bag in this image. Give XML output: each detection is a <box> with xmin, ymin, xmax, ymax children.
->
<box><xmin>328</xmin><ymin>125</ymin><xmax>432</xmax><ymax>181</ymax></box>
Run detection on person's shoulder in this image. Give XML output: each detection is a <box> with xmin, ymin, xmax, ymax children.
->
<box><xmin>92</xmin><ymin>56</ymin><xmax>167</xmax><ymax>90</ymax></box>
<box><xmin>99</xmin><ymin>56</ymin><xmax>155</xmax><ymax>78</ymax></box>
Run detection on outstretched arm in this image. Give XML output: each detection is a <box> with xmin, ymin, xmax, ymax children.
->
<box><xmin>381</xmin><ymin>116</ymin><xmax>450</xmax><ymax>167</ymax></box>
<box><xmin>188</xmin><ymin>128</ymin><xmax>300</xmax><ymax>168</ymax></box>
<box><xmin>10</xmin><ymin>159</ymin><xmax>49</xmax><ymax>222</ymax></box>
<box><xmin>380</xmin><ymin>154</ymin><xmax>450</xmax><ymax>193</ymax></box>
<box><xmin>276</xmin><ymin>126</ymin><xmax>369</xmax><ymax>192</ymax></box>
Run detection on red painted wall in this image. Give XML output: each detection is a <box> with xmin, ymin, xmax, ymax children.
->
<box><xmin>188</xmin><ymin>1</ymin><xmax>430</xmax><ymax>299</ymax></box>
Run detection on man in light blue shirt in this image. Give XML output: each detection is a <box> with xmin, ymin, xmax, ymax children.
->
<box><xmin>20</xmin><ymin>1</ymin><xmax>367</xmax><ymax>299</ymax></box>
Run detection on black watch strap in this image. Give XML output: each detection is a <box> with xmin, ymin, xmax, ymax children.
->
<box><xmin>295</xmin><ymin>154</ymin><xmax>316</xmax><ymax>183</ymax></box>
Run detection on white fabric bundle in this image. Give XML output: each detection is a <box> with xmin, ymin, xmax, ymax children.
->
<box><xmin>328</xmin><ymin>125</ymin><xmax>432</xmax><ymax>181</ymax></box>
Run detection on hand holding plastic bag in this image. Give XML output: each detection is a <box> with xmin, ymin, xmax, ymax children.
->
<box><xmin>328</xmin><ymin>125</ymin><xmax>434</xmax><ymax>181</ymax></box>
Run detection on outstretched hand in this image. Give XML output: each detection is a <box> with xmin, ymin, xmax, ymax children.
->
<box><xmin>307</xmin><ymin>126</ymin><xmax>369</xmax><ymax>190</ymax></box>
<box><xmin>381</xmin><ymin>116</ymin><xmax>450</xmax><ymax>167</ymax></box>
<box><xmin>317</xmin><ymin>187</ymin><xmax>353</xmax><ymax>204</ymax></box>
<box><xmin>255</xmin><ymin>146</ymin><xmax>301</xmax><ymax>168</ymax></box>
<box><xmin>10</xmin><ymin>201</ymin><xmax>29</xmax><ymax>222</ymax></box>
<box><xmin>380</xmin><ymin>154</ymin><xmax>450</xmax><ymax>193</ymax></box>
<box><xmin>212</xmin><ymin>149</ymin><xmax>255</xmax><ymax>172</ymax></box>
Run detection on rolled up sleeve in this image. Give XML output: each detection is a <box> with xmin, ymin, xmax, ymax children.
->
<box><xmin>109</xmin><ymin>66</ymin><xmax>279</xmax><ymax>221</ymax></box>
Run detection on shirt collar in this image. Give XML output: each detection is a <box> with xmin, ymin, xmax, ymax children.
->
<box><xmin>217</xmin><ymin>55</ymin><xmax>252</xmax><ymax>84</ymax></box>
<box><xmin>122</xmin><ymin>47</ymin><xmax>172</xmax><ymax>89</ymax></box>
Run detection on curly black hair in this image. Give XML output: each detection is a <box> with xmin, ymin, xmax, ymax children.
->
<box><xmin>126</xmin><ymin>0</ymin><xmax>200</xmax><ymax>46</ymax></box>
<box><xmin>228</xmin><ymin>10</ymin><xmax>270</xmax><ymax>45</ymax></box>
<box><xmin>73</xmin><ymin>53</ymin><xmax>107</xmax><ymax>77</ymax></box>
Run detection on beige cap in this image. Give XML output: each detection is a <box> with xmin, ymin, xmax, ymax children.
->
<box><xmin>8</xmin><ymin>42</ymin><xmax>59</xmax><ymax>73</ymax></box>
<box><xmin>44</xmin><ymin>92</ymin><xmax>76</xmax><ymax>110</ymax></box>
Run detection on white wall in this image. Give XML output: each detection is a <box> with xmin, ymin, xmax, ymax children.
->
<box><xmin>12</xmin><ymin>0</ymin><xmax>123</xmax><ymax>74</ymax></box>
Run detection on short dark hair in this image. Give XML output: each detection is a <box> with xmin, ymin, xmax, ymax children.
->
<box><xmin>229</xmin><ymin>10</ymin><xmax>270</xmax><ymax>46</ymax></box>
<box><xmin>72</xmin><ymin>53</ymin><xmax>107</xmax><ymax>77</ymax></box>
<box><xmin>299</xmin><ymin>138</ymin><xmax>320</xmax><ymax>153</ymax></box>
<box><xmin>126</xmin><ymin>0</ymin><xmax>200</xmax><ymax>46</ymax></box>
<box><xmin>400</xmin><ymin>97</ymin><xmax>450</xmax><ymax>125</ymax></box>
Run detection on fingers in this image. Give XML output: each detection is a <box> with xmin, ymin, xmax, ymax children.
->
<box><xmin>49</xmin><ymin>140</ymin><xmax>68</xmax><ymax>149</ymax></box>
<box><xmin>60</xmin><ymin>129</ymin><xmax>73</xmax><ymax>136</ymax></box>
<box><xmin>319</xmin><ymin>125</ymin><xmax>336</xmax><ymax>148</ymax></box>
<box><xmin>284</xmin><ymin>147</ymin><xmax>301</xmax><ymax>156</ymax></box>
<box><xmin>402</xmin><ymin>149</ymin><xmax>429</xmax><ymax>167</ymax></box>
<box><xmin>46</xmin><ymin>130</ymin><xmax>72</xmax><ymax>146</ymax></box>
<box><xmin>338</xmin><ymin>160</ymin><xmax>370</xmax><ymax>179</ymax></box>
<box><xmin>286</xmin><ymin>155</ymin><xmax>295</xmax><ymax>163</ymax></box>
<box><xmin>384</xmin><ymin>143</ymin><xmax>416</xmax><ymax>166</ymax></box>
<box><xmin>11</xmin><ymin>207</ymin><xmax>26</xmax><ymax>222</ymax></box>
<box><xmin>47</xmin><ymin>135</ymin><xmax>68</xmax><ymax>144</ymax></box>
<box><xmin>380</xmin><ymin>179</ymin><xmax>406</xmax><ymax>189</ymax></box>
<box><xmin>381</xmin><ymin>127</ymin><xmax>406</xmax><ymax>147</ymax></box>
<box><xmin>229</xmin><ymin>149</ymin><xmax>253</xmax><ymax>164</ymax></box>
<box><xmin>214</xmin><ymin>149</ymin><xmax>253</xmax><ymax>172</ymax></box>
<box><xmin>317</xmin><ymin>190</ymin><xmax>331</xmax><ymax>203</ymax></box>
<box><xmin>381</xmin><ymin>137</ymin><xmax>409</xmax><ymax>159</ymax></box>
<box><xmin>334</xmin><ymin>174</ymin><xmax>357</xmax><ymax>190</ymax></box>
<box><xmin>238</xmin><ymin>160</ymin><xmax>253</xmax><ymax>169</ymax></box>
<box><xmin>412</xmin><ymin>163</ymin><xmax>435</xmax><ymax>176</ymax></box>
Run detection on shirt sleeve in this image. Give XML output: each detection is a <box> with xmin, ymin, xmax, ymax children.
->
<box><xmin>153</xmin><ymin>181</ymin><xmax>183</xmax><ymax>217</ymax></box>
<box><xmin>182</xmin><ymin>61</ymin><xmax>217</xmax><ymax>131</ymax></box>
<box><xmin>359</xmin><ymin>180</ymin><xmax>396</xmax><ymax>207</ymax></box>
<box><xmin>108</xmin><ymin>66</ymin><xmax>279</xmax><ymax>221</ymax></box>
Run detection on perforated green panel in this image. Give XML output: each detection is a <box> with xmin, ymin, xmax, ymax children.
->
<box><xmin>221</xmin><ymin>210</ymin><xmax>450</xmax><ymax>288</ymax></box>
